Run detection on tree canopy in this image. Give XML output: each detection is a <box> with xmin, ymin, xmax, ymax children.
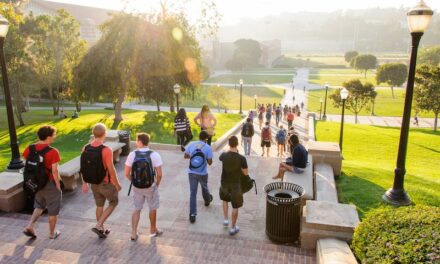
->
<box><xmin>414</xmin><ymin>65</ymin><xmax>440</xmax><ymax>131</ymax></box>
<box><xmin>352</xmin><ymin>54</ymin><xmax>377</xmax><ymax>78</ymax></box>
<box><xmin>344</xmin><ymin>51</ymin><xmax>358</xmax><ymax>64</ymax></box>
<box><xmin>418</xmin><ymin>45</ymin><xmax>440</xmax><ymax>66</ymax></box>
<box><xmin>376</xmin><ymin>63</ymin><xmax>408</xmax><ymax>98</ymax></box>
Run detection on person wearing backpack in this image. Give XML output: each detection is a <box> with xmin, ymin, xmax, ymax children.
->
<box><xmin>258</xmin><ymin>109</ymin><xmax>264</xmax><ymax>130</ymax></box>
<box><xmin>265</xmin><ymin>105</ymin><xmax>272</xmax><ymax>124</ymax></box>
<box><xmin>276</xmin><ymin>125</ymin><xmax>287</xmax><ymax>157</ymax></box>
<box><xmin>174</xmin><ymin>108</ymin><xmax>192</xmax><ymax>152</ymax></box>
<box><xmin>241</xmin><ymin>118</ymin><xmax>254</xmax><ymax>156</ymax></box>
<box><xmin>184</xmin><ymin>131</ymin><xmax>213</xmax><ymax>223</ymax></box>
<box><xmin>287</xmin><ymin>110</ymin><xmax>295</xmax><ymax>129</ymax></box>
<box><xmin>80</xmin><ymin>123</ymin><xmax>121</xmax><ymax>239</ymax></box>
<box><xmin>124</xmin><ymin>133</ymin><xmax>163</xmax><ymax>240</ymax></box>
<box><xmin>22</xmin><ymin>125</ymin><xmax>62</xmax><ymax>240</ymax></box>
<box><xmin>219</xmin><ymin>136</ymin><xmax>249</xmax><ymax>236</ymax></box>
<box><xmin>260</xmin><ymin>121</ymin><xmax>273</xmax><ymax>157</ymax></box>
<box><xmin>275</xmin><ymin>106</ymin><xmax>282</xmax><ymax>127</ymax></box>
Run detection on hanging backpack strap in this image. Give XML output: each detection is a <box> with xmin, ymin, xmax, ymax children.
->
<box><xmin>254</xmin><ymin>179</ymin><xmax>258</xmax><ymax>195</ymax></box>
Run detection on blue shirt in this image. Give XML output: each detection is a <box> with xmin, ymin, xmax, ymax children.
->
<box><xmin>185</xmin><ymin>140</ymin><xmax>213</xmax><ymax>175</ymax></box>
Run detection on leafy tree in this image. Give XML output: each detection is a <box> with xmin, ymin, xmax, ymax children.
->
<box><xmin>344</xmin><ymin>51</ymin><xmax>358</xmax><ymax>64</ymax></box>
<box><xmin>418</xmin><ymin>45</ymin><xmax>440</xmax><ymax>66</ymax></box>
<box><xmin>330</xmin><ymin>79</ymin><xmax>377</xmax><ymax>124</ymax></box>
<box><xmin>414</xmin><ymin>65</ymin><xmax>440</xmax><ymax>131</ymax></box>
<box><xmin>232</xmin><ymin>39</ymin><xmax>262</xmax><ymax>69</ymax></box>
<box><xmin>208</xmin><ymin>85</ymin><xmax>229</xmax><ymax>112</ymax></box>
<box><xmin>352</xmin><ymin>54</ymin><xmax>377</xmax><ymax>78</ymax></box>
<box><xmin>376</xmin><ymin>63</ymin><xmax>408</xmax><ymax>98</ymax></box>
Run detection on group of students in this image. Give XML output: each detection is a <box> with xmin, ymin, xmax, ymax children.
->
<box><xmin>21</xmin><ymin>120</ymin><xmax>249</xmax><ymax>241</ymax></box>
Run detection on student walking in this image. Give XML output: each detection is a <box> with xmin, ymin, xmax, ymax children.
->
<box><xmin>80</xmin><ymin>123</ymin><xmax>122</xmax><ymax>239</ymax></box>
<box><xmin>283</xmin><ymin>105</ymin><xmax>288</xmax><ymax>121</ymax></box>
<box><xmin>241</xmin><ymin>118</ymin><xmax>255</xmax><ymax>156</ymax></box>
<box><xmin>276</xmin><ymin>125</ymin><xmax>287</xmax><ymax>157</ymax></box>
<box><xmin>261</xmin><ymin>122</ymin><xmax>273</xmax><ymax>157</ymax></box>
<box><xmin>124</xmin><ymin>133</ymin><xmax>163</xmax><ymax>240</ymax></box>
<box><xmin>174</xmin><ymin>108</ymin><xmax>192</xmax><ymax>152</ymax></box>
<box><xmin>275</xmin><ymin>106</ymin><xmax>282</xmax><ymax>127</ymax></box>
<box><xmin>258</xmin><ymin>110</ymin><xmax>264</xmax><ymax>130</ymax></box>
<box><xmin>265</xmin><ymin>105</ymin><xmax>272</xmax><ymax>124</ymax></box>
<box><xmin>194</xmin><ymin>105</ymin><xmax>217</xmax><ymax>145</ymax></box>
<box><xmin>219</xmin><ymin>136</ymin><xmax>249</xmax><ymax>236</ymax></box>
<box><xmin>22</xmin><ymin>125</ymin><xmax>62</xmax><ymax>239</ymax></box>
<box><xmin>184</xmin><ymin>131</ymin><xmax>214</xmax><ymax>223</ymax></box>
<box><xmin>287</xmin><ymin>111</ymin><xmax>295</xmax><ymax>129</ymax></box>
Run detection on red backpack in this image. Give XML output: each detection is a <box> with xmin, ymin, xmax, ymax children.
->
<box><xmin>262</xmin><ymin>127</ymin><xmax>271</xmax><ymax>141</ymax></box>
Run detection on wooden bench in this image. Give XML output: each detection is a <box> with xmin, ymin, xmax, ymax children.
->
<box><xmin>315</xmin><ymin>163</ymin><xmax>338</xmax><ymax>203</ymax></box>
<box><xmin>0</xmin><ymin>171</ymin><xmax>25</xmax><ymax>212</ymax></box>
<box><xmin>317</xmin><ymin>238</ymin><xmax>357</xmax><ymax>264</ymax></box>
<box><xmin>283</xmin><ymin>154</ymin><xmax>314</xmax><ymax>201</ymax></box>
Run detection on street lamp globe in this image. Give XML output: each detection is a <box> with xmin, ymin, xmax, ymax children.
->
<box><xmin>254</xmin><ymin>94</ymin><xmax>257</xmax><ymax>100</ymax></box>
<box><xmin>340</xmin><ymin>88</ymin><xmax>349</xmax><ymax>100</ymax></box>
<box><xmin>239</xmin><ymin>79</ymin><xmax>243</xmax><ymax>85</ymax></box>
<box><xmin>0</xmin><ymin>15</ymin><xmax>9</xmax><ymax>38</ymax></box>
<box><xmin>407</xmin><ymin>0</ymin><xmax>433</xmax><ymax>33</ymax></box>
<box><xmin>325</xmin><ymin>82</ymin><xmax>329</xmax><ymax>89</ymax></box>
<box><xmin>173</xmin><ymin>83</ymin><xmax>180</xmax><ymax>94</ymax></box>
<box><xmin>217</xmin><ymin>83</ymin><xmax>220</xmax><ymax>88</ymax></box>
<box><xmin>319</xmin><ymin>98</ymin><xmax>323</xmax><ymax>103</ymax></box>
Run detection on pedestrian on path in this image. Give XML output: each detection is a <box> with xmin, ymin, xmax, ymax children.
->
<box><xmin>174</xmin><ymin>108</ymin><xmax>192</xmax><ymax>152</ymax></box>
<box><xmin>265</xmin><ymin>104</ymin><xmax>272</xmax><ymax>124</ymax></box>
<box><xmin>414</xmin><ymin>113</ymin><xmax>419</xmax><ymax>126</ymax></box>
<box><xmin>283</xmin><ymin>105</ymin><xmax>288</xmax><ymax>121</ymax></box>
<box><xmin>184</xmin><ymin>131</ymin><xmax>214</xmax><ymax>223</ymax></box>
<box><xmin>241</xmin><ymin>118</ymin><xmax>255</xmax><ymax>156</ymax></box>
<box><xmin>276</xmin><ymin>125</ymin><xmax>287</xmax><ymax>157</ymax></box>
<box><xmin>80</xmin><ymin>123</ymin><xmax>122</xmax><ymax>239</ymax></box>
<box><xmin>272</xmin><ymin>135</ymin><xmax>308</xmax><ymax>180</ymax></box>
<box><xmin>287</xmin><ymin>110</ymin><xmax>295</xmax><ymax>129</ymax></box>
<box><xmin>301</xmin><ymin>102</ymin><xmax>304</xmax><ymax>110</ymax></box>
<box><xmin>219</xmin><ymin>136</ymin><xmax>249</xmax><ymax>236</ymax></box>
<box><xmin>258</xmin><ymin>110</ymin><xmax>264</xmax><ymax>130</ymax></box>
<box><xmin>194</xmin><ymin>105</ymin><xmax>217</xmax><ymax>146</ymax></box>
<box><xmin>261</xmin><ymin>122</ymin><xmax>273</xmax><ymax>157</ymax></box>
<box><xmin>275</xmin><ymin>106</ymin><xmax>282</xmax><ymax>127</ymax></box>
<box><xmin>125</xmin><ymin>133</ymin><xmax>163</xmax><ymax>240</ymax></box>
<box><xmin>22</xmin><ymin>125</ymin><xmax>62</xmax><ymax>240</ymax></box>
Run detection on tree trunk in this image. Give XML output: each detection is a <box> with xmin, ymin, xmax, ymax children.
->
<box><xmin>12</xmin><ymin>81</ymin><xmax>24</xmax><ymax>126</ymax></box>
<box><xmin>114</xmin><ymin>80</ymin><xmax>128</xmax><ymax>122</ymax></box>
<box><xmin>355</xmin><ymin>113</ymin><xmax>358</xmax><ymax>124</ymax></box>
<box><xmin>169</xmin><ymin>97</ymin><xmax>175</xmax><ymax>112</ymax></box>
<box><xmin>391</xmin><ymin>86</ymin><xmax>395</xmax><ymax>99</ymax></box>
<box><xmin>156</xmin><ymin>100</ymin><xmax>160</xmax><ymax>112</ymax></box>
<box><xmin>434</xmin><ymin>112</ymin><xmax>438</xmax><ymax>132</ymax></box>
<box><xmin>48</xmin><ymin>87</ymin><xmax>59</xmax><ymax>116</ymax></box>
<box><xmin>75</xmin><ymin>101</ymin><xmax>81</xmax><ymax>112</ymax></box>
<box><xmin>364</xmin><ymin>70</ymin><xmax>367</xmax><ymax>78</ymax></box>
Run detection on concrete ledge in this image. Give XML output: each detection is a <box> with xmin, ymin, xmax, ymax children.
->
<box><xmin>317</xmin><ymin>238</ymin><xmax>358</xmax><ymax>264</ymax></box>
<box><xmin>59</xmin><ymin>156</ymin><xmax>81</xmax><ymax>191</ymax></box>
<box><xmin>104</xmin><ymin>142</ymin><xmax>126</xmax><ymax>163</ymax></box>
<box><xmin>307</xmin><ymin>115</ymin><xmax>316</xmax><ymax>141</ymax></box>
<box><xmin>0</xmin><ymin>171</ymin><xmax>25</xmax><ymax>212</ymax></box>
<box><xmin>307</xmin><ymin>141</ymin><xmax>342</xmax><ymax>177</ymax></box>
<box><xmin>304</xmin><ymin>201</ymin><xmax>359</xmax><ymax>232</ymax></box>
<box><xmin>315</xmin><ymin>163</ymin><xmax>338</xmax><ymax>203</ymax></box>
<box><xmin>283</xmin><ymin>155</ymin><xmax>314</xmax><ymax>200</ymax></box>
<box><xmin>211</xmin><ymin>116</ymin><xmax>248</xmax><ymax>151</ymax></box>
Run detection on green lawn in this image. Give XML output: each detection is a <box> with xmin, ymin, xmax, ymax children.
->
<box><xmin>316</xmin><ymin>121</ymin><xmax>440</xmax><ymax>218</ymax></box>
<box><xmin>206</xmin><ymin>74</ymin><xmax>294</xmax><ymax>84</ymax></box>
<box><xmin>309</xmin><ymin>68</ymin><xmax>377</xmax><ymax>87</ymax></box>
<box><xmin>0</xmin><ymin>109</ymin><xmax>242</xmax><ymax>170</ymax></box>
<box><xmin>307</xmin><ymin>88</ymin><xmax>436</xmax><ymax>118</ymax></box>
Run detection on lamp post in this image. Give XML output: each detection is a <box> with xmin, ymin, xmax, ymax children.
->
<box><xmin>322</xmin><ymin>82</ymin><xmax>329</xmax><ymax>120</ymax></box>
<box><xmin>339</xmin><ymin>88</ymin><xmax>349</xmax><ymax>154</ymax></box>
<box><xmin>239</xmin><ymin>79</ymin><xmax>243</xmax><ymax>114</ymax></box>
<box><xmin>383</xmin><ymin>0</ymin><xmax>433</xmax><ymax>206</ymax></box>
<box><xmin>319</xmin><ymin>98</ymin><xmax>323</xmax><ymax>120</ymax></box>
<box><xmin>254</xmin><ymin>94</ymin><xmax>257</xmax><ymax>109</ymax></box>
<box><xmin>173</xmin><ymin>83</ymin><xmax>181</xmax><ymax>111</ymax></box>
<box><xmin>0</xmin><ymin>15</ymin><xmax>24</xmax><ymax>170</ymax></box>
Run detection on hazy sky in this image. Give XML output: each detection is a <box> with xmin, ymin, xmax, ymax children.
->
<box><xmin>52</xmin><ymin>0</ymin><xmax>440</xmax><ymax>25</ymax></box>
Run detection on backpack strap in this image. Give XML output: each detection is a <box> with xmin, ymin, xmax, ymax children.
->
<box><xmin>29</xmin><ymin>144</ymin><xmax>37</xmax><ymax>153</ymax></box>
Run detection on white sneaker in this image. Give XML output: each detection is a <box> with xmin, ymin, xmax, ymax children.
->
<box><xmin>229</xmin><ymin>226</ymin><xmax>240</xmax><ymax>236</ymax></box>
<box><xmin>223</xmin><ymin>219</ymin><xmax>229</xmax><ymax>226</ymax></box>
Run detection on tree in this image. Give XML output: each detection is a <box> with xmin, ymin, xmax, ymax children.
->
<box><xmin>376</xmin><ymin>63</ymin><xmax>408</xmax><ymax>98</ymax></box>
<box><xmin>208</xmin><ymin>86</ymin><xmax>229</xmax><ymax>112</ymax></box>
<box><xmin>352</xmin><ymin>54</ymin><xmax>377</xmax><ymax>78</ymax></box>
<box><xmin>224</xmin><ymin>59</ymin><xmax>242</xmax><ymax>71</ymax></box>
<box><xmin>232</xmin><ymin>39</ymin><xmax>262</xmax><ymax>69</ymax></box>
<box><xmin>418</xmin><ymin>45</ymin><xmax>440</xmax><ymax>66</ymax></box>
<box><xmin>344</xmin><ymin>51</ymin><xmax>358</xmax><ymax>64</ymax></box>
<box><xmin>414</xmin><ymin>65</ymin><xmax>440</xmax><ymax>131</ymax></box>
<box><xmin>330</xmin><ymin>79</ymin><xmax>377</xmax><ymax>124</ymax></box>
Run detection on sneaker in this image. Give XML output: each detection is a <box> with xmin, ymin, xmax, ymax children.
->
<box><xmin>150</xmin><ymin>229</ymin><xmax>163</xmax><ymax>238</ymax></box>
<box><xmin>180</xmin><ymin>145</ymin><xmax>185</xmax><ymax>152</ymax></box>
<box><xmin>205</xmin><ymin>194</ymin><xmax>213</xmax><ymax>206</ymax></box>
<box><xmin>189</xmin><ymin>214</ymin><xmax>196</xmax><ymax>223</ymax></box>
<box><xmin>223</xmin><ymin>220</ymin><xmax>229</xmax><ymax>226</ymax></box>
<box><xmin>229</xmin><ymin>226</ymin><xmax>240</xmax><ymax>236</ymax></box>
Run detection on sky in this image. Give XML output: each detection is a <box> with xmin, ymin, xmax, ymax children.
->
<box><xmin>52</xmin><ymin>0</ymin><xmax>440</xmax><ymax>26</ymax></box>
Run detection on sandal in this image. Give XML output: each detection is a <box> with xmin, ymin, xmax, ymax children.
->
<box><xmin>91</xmin><ymin>227</ymin><xmax>107</xmax><ymax>239</ymax></box>
<box><xmin>49</xmin><ymin>231</ymin><xmax>61</xmax><ymax>239</ymax></box>
<box><xmin>23</xmin><ymin>229</ymin><xmax>37</xmax><ymax>239</ymax></box>
<box><xmin>150</xmin><ymin>230</ymin><xmax>163</xmax><ymax>238</ymax></box>
<box><xmin>130</xmin><ymin>234</ymin><xmax>138</xmax><ymax>241</ymax></box>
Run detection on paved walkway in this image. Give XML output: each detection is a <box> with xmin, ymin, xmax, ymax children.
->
<box><xmin>318</xmin><ymin>114</ymin><xmax>438</xmax><ymax>128</ymax></box>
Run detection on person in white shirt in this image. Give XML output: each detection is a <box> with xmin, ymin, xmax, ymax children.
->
<box><xmin>124</xmin><ymin>133</ymin><xmax>163</xmax><ymax>240</ymax></box>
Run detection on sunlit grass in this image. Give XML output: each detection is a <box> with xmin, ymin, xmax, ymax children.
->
<box><xmin>206</xmin><ymin>74</ymin><xmax>294</xmax><ymax>84</ymax></box>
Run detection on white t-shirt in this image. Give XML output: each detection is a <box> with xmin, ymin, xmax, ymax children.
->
<box><xmin>125</xmin><ymin>148</ymin><xmax>163</xmax><ymax>168</ymax></box>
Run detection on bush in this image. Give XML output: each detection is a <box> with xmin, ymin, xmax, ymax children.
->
<box><xmin>352</xmin><ymin>205</ymin><xmax>440</xmax><ymax>264</ymax></box>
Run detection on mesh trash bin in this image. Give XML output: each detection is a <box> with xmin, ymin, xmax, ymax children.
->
<box><xmin>264</xmin><ymin>182</ymin><xmax>305</xmax><ymax>243</ymax></box>
<box><xmin>118</xmin><ymin>130</ymin><xmax>130</xmax><ymax>156</ymax></box>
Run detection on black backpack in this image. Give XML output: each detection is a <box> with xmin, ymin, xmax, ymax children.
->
<box><xmin>241</xmin><ymin>175</ymin><xmax>257</xmax><ymax>195</ymax></box>
<box><xmin>241</xmin><ymin>123</ymin><xmax>254</xmax><ymax>137</ymax></box>
<box><xmin>131</xmin><ymin>151</ymin><xmax>155</xmax><ymax>189</ymax></box>
<box><xmin>80</xmin><ymin>144</ymin><xmax>108</xmax><ymax>184</ymax></box>
<box><xmin>189</xmin><ymin>144</ymin><xmax>206</xmax><ymax>170</ymax></box>
<box><xmin>23</xmin><ymin>144</ymin><xmax>52</xmax><ymax>194</ymax></box>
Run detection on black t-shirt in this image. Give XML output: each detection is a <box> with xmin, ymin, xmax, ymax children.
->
<box><xmin>219</xmin><ymin>151</ymin><xmax>248</xmax><ymax>185</ymax></box>
<box><xmin>292</xmin><ymin>144</ymin><xmax>308</xmax><ymax>168</ymax></box>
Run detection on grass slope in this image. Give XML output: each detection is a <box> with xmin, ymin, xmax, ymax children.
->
<box><xmin>206</xmin><ymin>74</ymin><xmax>294</xmax><ymax>84</ymax></box>
<box><xmin>316</xmin><ymin>121</ymin><xmax>440</xmax><ymax>218</ymax></box>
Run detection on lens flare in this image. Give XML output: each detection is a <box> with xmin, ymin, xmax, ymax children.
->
<box><xmin>172</xmin><ymin>27</ymin><xmax>183</xmax><ymax>42</ymax></box>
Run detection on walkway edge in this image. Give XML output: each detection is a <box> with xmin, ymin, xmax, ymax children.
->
<box><xmin>212</xmin><ymin>116</ymin><xmax>248</xmax><ymax>151</ymax></box>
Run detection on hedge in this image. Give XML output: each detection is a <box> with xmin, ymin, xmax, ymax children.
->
<box><xmin>352</xmin><ymin>205</ymin><xmax>439</xmax><ymax>264</ymax></box>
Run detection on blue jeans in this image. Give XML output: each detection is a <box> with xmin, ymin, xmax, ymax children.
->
<box><xmin>189</xmin><ymin>173</ymin><xmax>211</xmax><ymax>216</ymax></box>
<box><xmin>242</xmin><ymin>136</ymin><xmax>252</xmax><ymax>156</ymax></box>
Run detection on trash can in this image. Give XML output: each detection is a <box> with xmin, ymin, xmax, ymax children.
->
<box><xmin>118</xmin><ymin>130</ymin><xmax>130</xmax><ymax>156</ymax></box>
<box><xmin>264</xmin><ymin>182</ymin><xmax>305</xmax><ymax>243</ymax></box>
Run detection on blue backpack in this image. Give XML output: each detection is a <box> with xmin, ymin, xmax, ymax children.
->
<box><xmin>190</xmin><ymin>144</ymin><xmax>206</xmax><ymax>170</ymax></box>
<box><xmin>131</xmin><ymin>151</ymin><xmax>155</xmax><ymax>189</ymax></box>
<box><xmin>276</xmin><ymin>129</ymin><xmax>287</xmax><ymax>144</ymax></box>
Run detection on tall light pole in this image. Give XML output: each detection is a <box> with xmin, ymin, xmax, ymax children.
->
<box><xmin>173</xmin><ymin>83</ymin><xmax>181</xmax><ymax>111</ymax></box>
<box><xmin>339</xmin><ymin>88</ymin><xmax>349</xmax><ymax>154</ymax></box>
<box><xmin>383</xmin><ymin>0</ymin><xmax>433</xmax><ymax>206</ymax></box>
<box><xmin>319</xmin><ymin>98</ymin><xmax>323</xmax><ymax>120</ymax></box>
<box><xmin>239</xmin><ymin>79</ymin><xmax>243</xmax><ymax>114</ymax></box>
<box><xmin>0</xmin><ymin>15</ymin><xmax>24</xmax><ymax>170</ymax></box>
<box><xmin>322</xmin><ymin>82</ymin><xmax>329</xmax><ymax>121</ymax></box>
<box><xmin>254</xmin><ymin>94</ymin><xmax>257</xmax><ymax>109</ymax></box>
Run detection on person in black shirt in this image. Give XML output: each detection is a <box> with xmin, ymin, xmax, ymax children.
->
<box><xmin>272</xmin><ymin>134</ymin><xmax>308</xmax><ymax>180</ymax></box>
<box><xmin>219</xmin><ymin>136</ymin><xmax>249</xmax><ymax>236</ymax></box>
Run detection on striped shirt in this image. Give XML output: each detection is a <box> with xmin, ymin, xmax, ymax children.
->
<box><xmin>174</xmin><ymin>117</ymin><xmax>190</xmax><ymax>132</ymax></box>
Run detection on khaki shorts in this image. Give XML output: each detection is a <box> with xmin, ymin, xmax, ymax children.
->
<box><xmin>133</xmin><ymin>184</ymin><xmax>160</xmax><ymax>211</ymax></box>
<box><xmin>34</xmin><ymin>181</ymin><xmax>62</xmax><ymax>216</ymax></box>
<box><xmin>91</xmin><ymin>182</ymin><xmax>119</xmax><ymax>207</ymax></box>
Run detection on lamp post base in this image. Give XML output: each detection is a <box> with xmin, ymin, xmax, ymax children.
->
<box><xmin>322</xmin><ymin>116</ymin><xmax>327</xmax><ymax>121</ymax></box>
<box><xmin>7</xmin><ymin>158</ymin><xmax>24</xmax><ymax>171</ymax></box>
<box><xmin>382</xmin><ymin>188</ymin><xmax>412</xmax><ymax>206</ymax></box>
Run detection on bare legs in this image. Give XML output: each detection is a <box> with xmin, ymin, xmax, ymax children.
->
<box><xmin>24</xmin><ymin>208</ymin><xmax>58</xmax><ymax>238</ymax></box>
<box><xmin>131</xmin><ymin>209</ymin><xmax>158</xmax><ymax>238</ymax></box>
<box><xmin>95</xmin><ymin>205</ymin><xmax>116</xmax><ymax>229</ymax></box>
<box><xmin>223</xmin><ymin>201</ymin><xmax>238</xmax><ymax>228</ymax></box>
<box><xmin>273</xmin><ymin>162</ymin><xmax>293</xmax><ymax>180</ymax></box>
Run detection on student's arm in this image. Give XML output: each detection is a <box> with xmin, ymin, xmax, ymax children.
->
<box><xmin>194</xmin><ymin>112</ymin><xmax>201</xmax><ymax>126</ymax></box>
<box><xmin>207</xmin><ymin>147</ymin><xmax>213</xmax><ymax>165</ymax></box>
<box><xmin>80</xmin><ymin>145</ymin><xmax>89</xmax><ymax>193</ymax></box>
<box><xmin>124</xmin><ymin>165</ymin><xmax>132</xmax><ymax>181</ymax></box>
<box><xmin>52</xmin><ymin>163</ymin><xmax>61</xmax><ymax>191</ymax></box>
<box><xmin>124</xmin><ymin>152</ymin><xmax>135</xmax><ymax>181</ymax></box>
<box><xmin>241</xmin><ymin>156</ymin><xmax>249</xmax><ymax>176</ymax></box>
<box><xmin>155</xmin><ymin>166</ymin><xmax>163</xmax><ymax>187</ymax></box>
<box><xmin>105</xmin><ymin>149</ymin><xmax>121</xmax><ymax>191</ymax></box>
<box><xmin>211</xmin><ymin>114</ymin><xmax>217</xmax><ymax>127</ymax></box>
<box><xmin>207</xmin><ymin>158</ymin><xmax>213</xmax><ymax>165</ymax></box>
<box><xmin>241</xmin><ymin>168</ymin><xmax>249</xmax><ymax>176</ymax></box>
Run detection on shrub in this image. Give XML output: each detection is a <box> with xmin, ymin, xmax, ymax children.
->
<box><xmin>352</xmin><ymin>205</ymin><xmax>440</xmax><ymax>264</ymax></box>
